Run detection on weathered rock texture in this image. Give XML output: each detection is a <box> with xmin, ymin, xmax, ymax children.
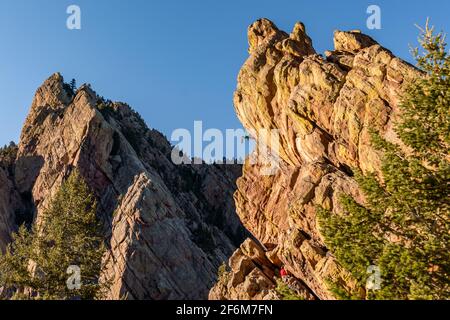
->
<box><xmin>0</xmin><ymin>168</ymin><xmax>15</xmax><ymax>253</ymax></box>
<box><xmin>0</xmin><ymin>145</ymin><xmax>23</xmax><ymax>254</ymax></box>
<box><xmin>210</xmin><ymin>19</ymin><xmax>420</xmax><ymax>300</ymax></box>
<box><xmin>9</xmin><ymin>73</ymin><xmax>248</xmax><ymax>299</ymax></box>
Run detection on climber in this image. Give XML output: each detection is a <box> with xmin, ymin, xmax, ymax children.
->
<box><xmin>280</xmin><ymin>267</ymin><xmax>288</xmax><ymax>278</ymax></box>
<box><xmin>280</xmin><ymin>267</ymin><xmax>301</xmax><ymax>295</ymax></box>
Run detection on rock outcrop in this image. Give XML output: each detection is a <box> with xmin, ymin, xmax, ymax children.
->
<box><xmin>0</xmin><ymin>168</ymin><xmax>15</xmax><ymax>253</ymax></box>
<box><xmin>210</xmin><ymin>19</ymin><xmax>420</xmax><ymax>300</ymax></box>
<box><xmin>0</xmin><ymin>144</ymin><xmax>23</xmax><ymax>254</ymax></box>
<box><xmin>209</xmin><ymin>239</ymin><xmax>279</xmax><ymax>300</ymax></box>
<box><xmin>1</xmin><ymin>18</ymin><xmax>423</xmax><ymax>301</ymax></box>
<box><xmin>9</xmin><ymin>73</ymin><xmax>248</xmax><ymax>299</ymax></box>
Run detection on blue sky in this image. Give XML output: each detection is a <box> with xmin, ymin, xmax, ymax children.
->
<box><xmin>0</xmin><ymin>0</ymin><xmax>449</xmax><ymax>147</ymax></box>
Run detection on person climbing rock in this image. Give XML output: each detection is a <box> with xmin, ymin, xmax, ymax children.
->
<box><xmin>280</xmin><ymin>267</ymin><xmax>288</xmax><ymax>278</ymax></box>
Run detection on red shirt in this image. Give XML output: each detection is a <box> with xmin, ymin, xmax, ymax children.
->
<box><xmin>280</xmin><ymin>268</ymin><xmax>288</xmax><ymax>277</ymax></box>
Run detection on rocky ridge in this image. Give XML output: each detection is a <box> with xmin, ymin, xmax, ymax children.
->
<box><xmin>0</xmin><ymin>18</ymin><xmax>423</xmax><ymax>300</ymax></box>
<box><xmin>209</xmin><ymin>19</ymin><xmax>420</xmax><ymax>300</ymax></box>
<box><xmin>1</xmin><ymin>73</ymin><xmax>248</xmax><ymax>299</ymax></box>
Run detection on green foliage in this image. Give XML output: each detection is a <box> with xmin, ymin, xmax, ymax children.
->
<box><xmin>0</xmin><ymin>170</ymin><xmax>107</xmax><ymax>300</ymax></box>
<box><xmin>69</xmin><ymin>79</ymin><xmax>77</xmax><ymax>93</ymax></box>
<box><xmin>217</xmin><ymin>262</ymin><xmax>229</xmax><ymax>281</ymax></box>
<box><xmin>404</xmin><ymin>21</ymin><xmax>450</xmax><ymax>164</ymax></box>
<box><xmin>0</xmin><ymin>141</ymin><xmax>18</xmax><ymax>170</ymax></box>
<box><xmin>318</xmin><ymin>22</ymin><xmax>450</xmax><ymax>300</ymax></box>
<box><xmin>214</xmin><ymin>262</ymin><xmax>230</xmax><ymax>295</ymax></box>
<box><xmin>323</xmin><ymin>278</ymin><xmax>361</xmax><ymax>300</ymax></box>
<box><xmin>62</xmin><ymin>78</ymin><xmax>77</xmax><ymax>97</ymax></box>
<box><xmin>275</xmin><ymin>279</ymin><xmax>304</xmax><ymax>300</ymax></box>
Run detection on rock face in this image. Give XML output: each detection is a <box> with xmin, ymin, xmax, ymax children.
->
<box><xmin>1</xmin><ymin>18</ymin><xmax>423</xmax><ymax>301</ymax></box>
<box><xmin>0</xmin><ymin>168</ymin><xmax>15</xmax><ymax>253</ymax></box>
<box><xmin>0</xmin><ymin>145</ymin><xmax>23</xmax><ymax>254</ymax></box>
<box><xmin>209</xmin><ymin>239</ymin><xmax>279</xmax><ymax>300</ymax></box>
<box><xmin>210</xmin><ymin>19</ymin><xmax>420</xmax><ymax>300</ymax></box>
<box><xmin>10</xmin><ymin>73</ymin><xmax>248</xmax><ymax>299</ymax></box>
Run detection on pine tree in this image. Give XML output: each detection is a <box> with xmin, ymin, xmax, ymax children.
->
<box><xmin>0</xmin><ymin>170</ymin><xmax>106</xmax><ymax>300</ymax></box>
<box><xmin>275</xmin><ymin>279</ymin><xmax>304</xmax><ymax>300</ymax></box>
<box><xmin>318</xmin><ymin>21</ymin><xmax>450</xmax><ymax>300</ymax></box>
<box><xmin>70</xmin><ymin>79</ymin><xmax>77</xmax><ymax>93</ymax></box>
<box><xmin>0</xmin><ymin>142</ymin><xmax>17</xmax><ymax>170</ymax></box>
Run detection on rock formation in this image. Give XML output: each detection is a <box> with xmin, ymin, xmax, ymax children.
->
<box><xmin>0</xmin><ymin>144</ymin><xmax>23</xmax><ymax>254</ymax></box>
<box><xmin>0</xmin><ymin>18</ymin><xmax>423</xmax><ymax>301</ymax></box>
<box><xmin>209</xmin><ymin>19</ymin><xmax>420</xmax><ymax>300</ymax></box>
<box><xmin>3</xmin><ymin>73</ymin><xmax>248</xmax><ymax>299</ymax></box>
<box><xmin>0</xmin><ymin>168</ymin><xmax>16</xmax><ymax>253</ymax></box>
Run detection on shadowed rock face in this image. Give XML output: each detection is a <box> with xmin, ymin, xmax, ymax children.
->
<box><xmin>8</xmin><ymin>73</ymin><xmax>249</xmax><ymax>300</ymax></box>
<box><xmin>209</xmin><ymin>19</ymin><xmax>421</xmax><ymax>300</ymax></box>
<box><xmin>0</xmin><ymin>144</ymin><xmax>23</xmax><ymax>255</ymax></box>
<box><xmin>0</xmin><ymin>169</ymin><xmax>15</xmax><ymax>253</ymax></box>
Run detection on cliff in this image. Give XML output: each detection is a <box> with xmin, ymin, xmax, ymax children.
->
<box><xmin>1</xmin><ymin>73</ymin><xmax>248</xmax><ymax>299</ymax></box>
<box><xmin>0</xmin><ymin>18</ymin><xmax>425</xmax><ymax>300</ymax></box>
<box><xmin>209</xmin><ymin>19</ymin><xmax>420</xmax><ymax>300</ymax></box>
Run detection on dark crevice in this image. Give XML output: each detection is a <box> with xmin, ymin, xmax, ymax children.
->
<box><xmin>16</xmin><ymin>191</ymin><xmax>35</xmax><ymax>228</ymax></box>
<box><xmin>338</xmin><ymin>163</ymin><xmax>354</xmax><ymax>177</ymax></box>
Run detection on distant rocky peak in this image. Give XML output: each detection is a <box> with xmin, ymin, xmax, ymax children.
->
<box><xmin>3</xmin><ymin>71</ymin><xmax>248</xmax><ymax>300</ymax></box>
<box><xmin>30</xmin><ymin>73</ymin><xmax>69</xmax><ymax>111</ymax></box>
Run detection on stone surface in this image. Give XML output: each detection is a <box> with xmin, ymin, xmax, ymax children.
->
<box><xmin>1</xmin><ymin>18</ymin><xmax>423</xmax><ymax>301</ymax></box>
<box><xmin>209</xmin><ymin>239</ymin><xmax>280</xmax><ymax>300</ymax></box>
<box><xmin>0</xmin><ymin>168</ymin><xmax>15</xmax><ymax>253</ymax></box>
<box><xmin>0</xmin><ymin>145</ymin><xmax>23</xmax><ymax>255</ymax></box>
<box><xmin>210</xmin><ymin>19</ymin><xmax>420</xmax><ymax>300</ymax></box>
<box><xmin>11</xmin><ymin>73</ymin><xmax>248</xmax><ymax>300</ymax></box>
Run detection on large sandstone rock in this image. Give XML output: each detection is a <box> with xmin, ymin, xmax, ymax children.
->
<box><xmin>209</xmin><ymin>239</ymin><xmax>279</xmax><ymax>300</ymax></box>
<box><xmin>211</xmin><ymin>19</ymin><xmax>420</xmax><ymax>300</ymax></box>
<box><xmin>13</xmin><ymin>73</ymin><xmax>248</xmax><ymax>299</ymax></box>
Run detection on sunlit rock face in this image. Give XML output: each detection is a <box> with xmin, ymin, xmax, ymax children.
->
<box><xmin>12</xmin><ymin>73</ymin><xmax>249</xmax><ymax>300</ymax></box>
<box><xmin>210</xmin><ymin>19</ymin><xmax>420</xmax><ymax>300</ymax></box>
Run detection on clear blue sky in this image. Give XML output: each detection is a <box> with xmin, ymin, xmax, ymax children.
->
<box><xmin>0</xmin><ymin>0</ymin><xmax>449</xmax><ymax>147</ymax></box>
